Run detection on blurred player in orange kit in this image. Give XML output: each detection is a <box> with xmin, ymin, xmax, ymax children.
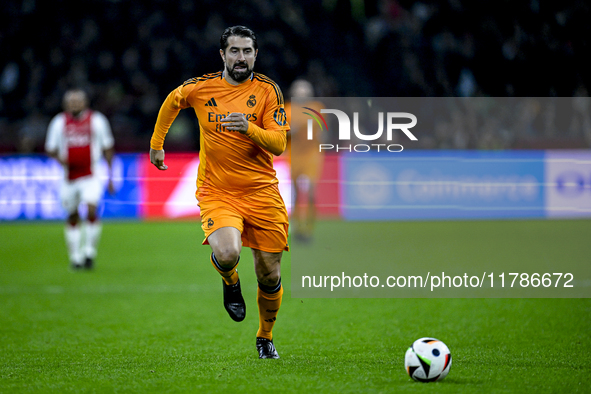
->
<box><xmin>284</xmin><ymin>79</ymin><xmax>325</xmax><ymax>243</ymax></box>
<box><xmin>149</xmin><ymin>26</ymin><xmax>289</xmax><ymax>359</ymax></box>
<box><xmin>45</xmin><ymin>89</ymin><xmax>115</xmax><ymax>270</ymax></box>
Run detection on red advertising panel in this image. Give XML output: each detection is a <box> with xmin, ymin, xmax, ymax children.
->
<box><xmin>141</xmin><ymin>153</ymin><xmax>201</xmax><ymax>219</ymax></box>
<box><xmin>316</xmin><ymin>154</ymin><xmax>341</xmax><ymax>217</ymax></box>
<box><xmin>141</xmin><ymin>153</ymin><xmax>293</xmax><ymax>220</ymax></box>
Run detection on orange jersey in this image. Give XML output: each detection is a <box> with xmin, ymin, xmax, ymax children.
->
<box><xmin>151</xmin><ymin>71</ymin><xmax>289</xmax><ymax>198</ymax></box>
<box><xmin>284</xmin><ymin>100</ymin><xmax>325</xmax><ymax>159</ymax></box>
<box><xmin>284</xmin><ymin>101</ymin><xmax>325</xmax><ymax>181</ymax></box>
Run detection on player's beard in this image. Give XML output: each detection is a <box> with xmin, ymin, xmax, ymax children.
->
<box><xmin>226</xmin><ymin>62</ymin><xmax>253</xmax><ymax>83</ymax></box>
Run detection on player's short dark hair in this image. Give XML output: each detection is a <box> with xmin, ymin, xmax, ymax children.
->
<box><xmin>62</xmin><ymin>88</ymin><xmax>89</xmax><ymax>104</ymax></box>
<box><xmin>220</xmin><ymin>26</ymin><xmax>258</xmax><ymax>51</ymax></box>
<box><xmin>64</xmin><ymin>88</ymin><xmax>88</xmax><ymax>99</ymax></box>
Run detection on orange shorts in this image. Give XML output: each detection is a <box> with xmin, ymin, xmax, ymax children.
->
<box><xmin>198</xmin><ymin>185</ymin><xmax>289</xmax><ymax>253</ymax></box>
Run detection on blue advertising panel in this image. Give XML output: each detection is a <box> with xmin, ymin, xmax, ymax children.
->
<box><xmin>340</xmin><ymin>151</ymin><xmax>545</xmax><ymax>220</ymax></box>
<box><xmin>0</xmin><ymin>155</ymin><xmax>64</xmax><ymax>220</ymax></box>
<box><xmin>544</xmin><ymin>150</ymin><xmax>591</xmax><ymax>218</ymax></box>
<box><xmin>101</xmin><ymin>154</ymin><xmax>142</xmax><ymax>219</ymax></box>
<box><xmin>0</xmin><ymin>154</ymin><xmax>141</xmax><ymax>220</ymax></box>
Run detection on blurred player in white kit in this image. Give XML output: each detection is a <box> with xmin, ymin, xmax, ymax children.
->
<box><xmin>45</xmin><ymin>89</ymin><xmax>115</xmax><ymax>270</ymax></box>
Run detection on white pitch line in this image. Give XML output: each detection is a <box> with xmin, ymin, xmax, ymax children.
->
<box><xmin>0</xmin><ymin>283</ymin><xmax>208</xmax><ymax>295</ymax></box>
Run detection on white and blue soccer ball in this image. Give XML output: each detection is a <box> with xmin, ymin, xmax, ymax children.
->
<box><xmin>404</xmin><ymin>337</ymin><xmax>452</xmax><ymax>382</ymax></box>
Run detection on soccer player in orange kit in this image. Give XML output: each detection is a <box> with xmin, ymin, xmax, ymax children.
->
<box><xmin>149</xmin><ymin>26</ymin><xmax>289</xmax><ymax>359</ymax></box>
<box><xmin>284</xmin><ymin>79</ymin><xmax>325</xmax><ymax>243</ymax></box>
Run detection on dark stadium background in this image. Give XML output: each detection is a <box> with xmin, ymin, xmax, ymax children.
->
<box><xmin>2</xmin><ymin>2</ymin><xmax>591</xmax><ymax>392</ymax></box>
<box><xmin>1</xmin><ymin>0</ymin><xmax>590</xmax><ymax>154</ymax></box>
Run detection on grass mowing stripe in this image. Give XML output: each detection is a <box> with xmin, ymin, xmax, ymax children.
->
<box><xmin>0</xmin><ymin>284</ymin><xmax>209</xmax><ymax>295</ymax></box>
<box><xmin>1</xmin><ymin>220</ymin><xmax>590</xmax><ymax>393</ymax></box>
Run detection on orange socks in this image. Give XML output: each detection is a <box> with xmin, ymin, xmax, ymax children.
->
<box><xmin>210</xmin><ymin>253</ymin><xmax>239</xmax><ymax>286</ymax></box>
<box><xmin>256</xmin><ymin>280</ymin><xmax>283</xmax><ymax>340</ymax></box>
<box><xmin>211</xmin><ymin>252</ymin><xmax>282</xmax><ymax>340</ymax></box>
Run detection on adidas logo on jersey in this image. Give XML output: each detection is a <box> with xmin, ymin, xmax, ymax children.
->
<box><xmin>205</xmin><ymin>98</ymin><xmax>218</xmax><ymax>107</ymax></box>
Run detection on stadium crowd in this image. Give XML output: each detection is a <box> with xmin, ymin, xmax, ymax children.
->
<box><xmin>1</xmin><ymin>0</ymin><xmax>589</xmax><ymax>153</ymax></box>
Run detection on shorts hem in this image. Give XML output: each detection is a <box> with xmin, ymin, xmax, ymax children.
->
<box><xmin>243</xmin><ymin>241</ymin><xmax>289</xmax><ymax>253</ymax></box>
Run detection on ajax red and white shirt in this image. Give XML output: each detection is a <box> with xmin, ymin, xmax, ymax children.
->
<box><xmin>45</xmin><ymin>109</ymin><xmax>114</xmax><ymax>181</ymax></box>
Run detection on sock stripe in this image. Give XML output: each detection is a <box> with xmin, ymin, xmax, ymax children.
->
<box><xmin>258</xmin><ymin>278</ymin><xmax>282</xmax><ymax>294</ymax></box>
<box><xmin>211</xmin><ymin>253</ymin><xmax>239</xmax><ymax>272</ymax></box>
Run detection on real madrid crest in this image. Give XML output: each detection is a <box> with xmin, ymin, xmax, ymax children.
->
<box><xmin>247</xmin><ymin>95</ymin><xmax>256</xmax><ymax>108</ymax></box>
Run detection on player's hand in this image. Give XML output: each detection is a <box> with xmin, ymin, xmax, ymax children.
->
<box><xmin>221</xmin><ymin>112</ymin><xmax>249</xmax><ymax>134</ymax></box>
<box><xmin>150</xmin><ymin>148</ymin><xmax>168</xmax><ymax>170</ymax></box>
<box><xmin>107</xmin><ymin>178</ymin><xmax>115</xmax><ymax>195</ymax></box>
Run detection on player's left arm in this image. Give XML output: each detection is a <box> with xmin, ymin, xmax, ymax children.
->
<box><xmin>221</xmin><ymin>113</ymin><xmax>287</xmax><ymax>156</ymax></box>
<box><xmin>103</xmin><ymin>147</ymin><xmax>115</xmax><ymax>195</ymax></box>
<box><xmin>94</xmin><ymin>112</ymin><xmax>116</xmax><ymax>195</ymax></box>
<box><xmin>221</xmin><ymin>89</ymin><xmax>289</xmax><ymax>156</ymax></box>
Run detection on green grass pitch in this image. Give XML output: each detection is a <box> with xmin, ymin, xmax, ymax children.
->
<box><xmin>1</xmin><ymin>220</ymin><xmax>590</xmax><ymax>393</ymax></box>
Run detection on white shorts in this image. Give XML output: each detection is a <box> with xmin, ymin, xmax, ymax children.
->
<box><xmin>60</xmin><ymin>175</ymin><xmax>104</xmax><ymax>214</ymax></box>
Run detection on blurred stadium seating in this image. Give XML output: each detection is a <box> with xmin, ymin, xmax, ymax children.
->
<box><xmin>1</xmin><ymin>0</ymin><xmax>590</xmax><ymax>154</ymax></box>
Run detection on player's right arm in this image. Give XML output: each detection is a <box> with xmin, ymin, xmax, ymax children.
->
<box><xmin>149</xmin><ymin>84</ymin><xmax>193</xmax><ymax>170</ymax></box>
<box><xmin>45</xmin><ymin>114</ymin><xmax>66</xmax><ymax>166</ymax></box>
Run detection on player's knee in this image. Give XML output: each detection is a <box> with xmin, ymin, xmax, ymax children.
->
<box><xmin>67</xmin><ymin>212</ymin><xmax>80</xmax><ymax>225</ymax></box>
<box><xmin>214</xmin><ymin>247</ymin><xmax>241</xmax><ymax>268</ymax></box>
<box><xmin>87</xmin><ymin>204</ymin><xmax>99</xmax><ymax>221</ymax></box>
<box><xmin>257</xmin><ymin>270</ymin><xmax>281</xmax><ymax>287</ymax></box>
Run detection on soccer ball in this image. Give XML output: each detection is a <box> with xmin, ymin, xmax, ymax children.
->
<box><xmin>404</xmin><ymin>337</ymin><xmax>452</xmax><ymax>382</ymax></box>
